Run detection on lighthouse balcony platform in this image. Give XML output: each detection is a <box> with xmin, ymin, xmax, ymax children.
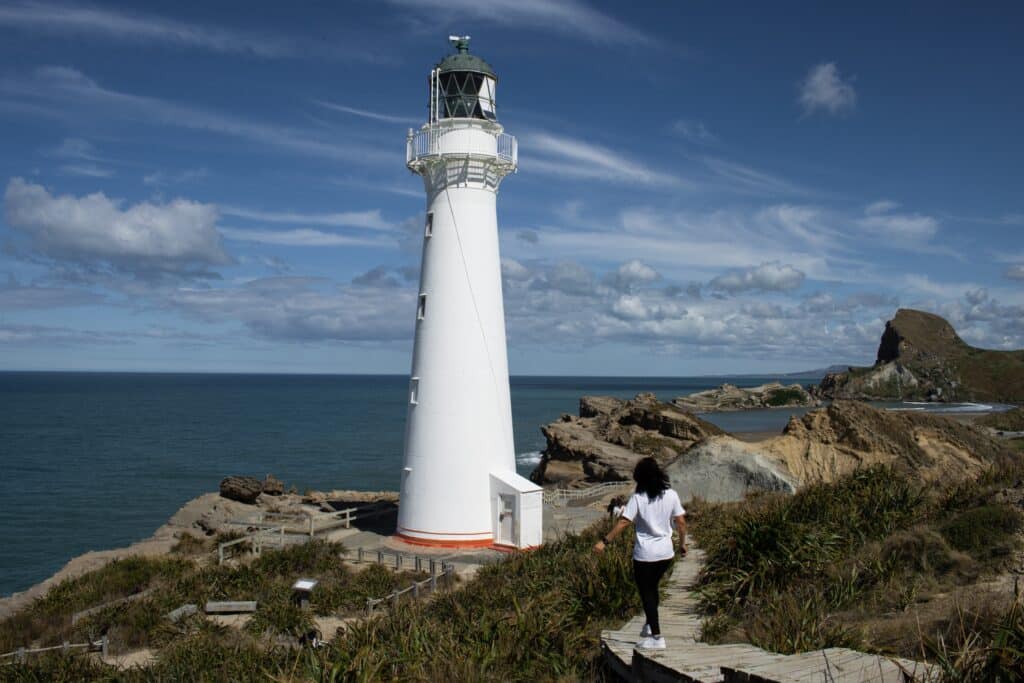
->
<box><xmin>406</xmin><ymin>123</ymin><xmax>517</xmax><ymax>172</ymax></box>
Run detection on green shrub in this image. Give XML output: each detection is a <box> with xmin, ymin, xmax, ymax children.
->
<box><xmin>765</xmin><ymin>388</ymin><xmax>806</xmax><ymax>406</ymax></box>
<box><xmin>941</xmin><ymin>505</ymin><xmax>1023</xmax><ymax>561</ymax></box>
<box><xmin>746</xmin><ymin>588</ymin><xmax>864</xmax><ymax>654</ymax></box>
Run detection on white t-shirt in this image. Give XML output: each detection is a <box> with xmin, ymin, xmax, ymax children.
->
<box><xmin>622</xmin><ymin>489</ymin><xmax>685</xmax><ymax>562</ymax></box>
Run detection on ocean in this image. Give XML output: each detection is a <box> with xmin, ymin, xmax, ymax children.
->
<box><xmin>0</xmin><ymin>372</ymin><xmax>1005</xmax><ymax>597</ymax></box>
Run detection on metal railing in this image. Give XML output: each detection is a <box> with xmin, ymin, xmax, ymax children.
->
<box><xmin>543</xmin><ymin>481</ymin><xmax>631</xmax><ymax>507</ymax></box>
<box><xmin>406</xmin><ymin>126</ymin><xmax>517</xmax><ymax>167</ymax></box>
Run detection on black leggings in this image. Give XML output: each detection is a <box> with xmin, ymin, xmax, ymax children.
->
<box><xmin>633</xmin><ymin>559</ymin><xmax>672</xmax><ymax>636</ymax></box>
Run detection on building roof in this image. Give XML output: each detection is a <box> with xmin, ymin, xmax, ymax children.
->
<box><xmin>436</xmin><ymin>37</ymin><xmax>497</xmax><ymax>80</ymax></box>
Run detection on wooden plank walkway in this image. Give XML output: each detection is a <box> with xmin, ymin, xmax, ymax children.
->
<box><xmin>600</xmin><ymin>547</ymin><xmax>934</xmax><ymax>682</ymax></box>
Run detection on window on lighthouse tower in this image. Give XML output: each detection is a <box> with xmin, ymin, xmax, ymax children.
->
<box><xmin>439</xmin><ymin>71</ymin><xmax>497</xmax><ymax>120</ymax></box>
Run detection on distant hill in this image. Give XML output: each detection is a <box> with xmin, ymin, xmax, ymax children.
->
<box><xmin>816</xmin><ymin>309</ymin><xmax>1024</xmax><ymax>404</ymax></box>
<box><xmin>782</xmin><ymin>365</ymin><xmax>854</xmax><ymax>379</ymax></box>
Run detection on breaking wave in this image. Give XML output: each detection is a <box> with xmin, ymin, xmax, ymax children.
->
<box><xmin>516</xmin><ymin>451</ymin><xmax>542</xmax><ymax>466</ymax></box>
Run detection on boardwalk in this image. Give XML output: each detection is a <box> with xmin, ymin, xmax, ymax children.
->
<box><xmin>600</xmin><ymin>547</ymin><xmax>933</xmax><ymax>682</ymax></box>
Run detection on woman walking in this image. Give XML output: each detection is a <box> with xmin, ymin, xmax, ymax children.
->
<box><xmin>593</xmin><ymin>457</ymin><xmax>686</xmax><ymax>650</ymax></box>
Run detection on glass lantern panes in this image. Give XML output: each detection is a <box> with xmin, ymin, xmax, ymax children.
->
<box><xmin>439</xmin><ymin>71</ymin><xmax>497</xmax><ymax>120</ymax></box>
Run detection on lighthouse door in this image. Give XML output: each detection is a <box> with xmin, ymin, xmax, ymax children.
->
<box><xmin>498</xmin><ymin>494</ymin><xmax>516</xmax><ymax>546</ymax></box>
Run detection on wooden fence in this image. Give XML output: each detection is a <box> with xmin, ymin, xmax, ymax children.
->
<box><xmin>0</xmin><ymin>636</ymin><xmax>108</xmax><ymax>663</ymax></box>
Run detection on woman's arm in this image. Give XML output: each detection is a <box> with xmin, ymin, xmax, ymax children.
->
<box><xmin>593</xmin><ymin>517</ymin><xmax>631</xmax><ymax>554</ymax></box>
<box><xmin>674</xmin><ymin>514</ymin><xmax>687</xmax><ymax>556</ymax></box>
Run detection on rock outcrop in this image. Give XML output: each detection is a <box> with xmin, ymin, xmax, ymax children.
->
<box><xmin>218</xmin><ymin>476</ymin><xmax>263</xmax><ymax>504</ymax></box>
<box><xmin>665</xmin><ymin>437</ymin><xmax>798</xmax><ymax>502</ymax></box>
<box><xmin>261</xmin><ymin>474</ymin><xmax>285</xmax><ymax>496</ymax></box>
<box><xmin>733</xmin><ymin>400</ymin><xmax>1014</xmax><ymax>487</ymax></box>
<box><xmin>673</xmin><ymin>382</ymin><xmax>819</xmax><ymax>412</ymax></box>
<box><xmin>816</xmin><ymin>309</ymin><xmax>1024</xmax><ymax>403</ymax></box>
<box><xmin>529</xmin><ymin>393</ymin><xmax>724</xmax><ymax>485</ymax></box>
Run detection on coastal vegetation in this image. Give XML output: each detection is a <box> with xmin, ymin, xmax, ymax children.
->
<box><xmin>690</xmin><ymin>461</ymin><xmax>1024</xmax><ymax>678</ymax></box>
<box><xmin>2</xmin><ymin>521</ymin><xmax>638</xmax><ymax>680</ymax></box>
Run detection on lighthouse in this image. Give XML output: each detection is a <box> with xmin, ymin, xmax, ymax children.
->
<box><xmin>397</xmin><ymin>37</ymin><xmax>542</xmax><ymax>549</ymax></box>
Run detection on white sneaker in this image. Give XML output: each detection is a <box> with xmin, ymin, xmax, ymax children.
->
<box><xmin>640</xmin><ymin>623</ymin><xmax>651</xmax><ymax>637</ymax></box>
<box><xmin>636</xmin><ymin>636</ymin><xmax>666</xmax><ymax>650</ymax></box>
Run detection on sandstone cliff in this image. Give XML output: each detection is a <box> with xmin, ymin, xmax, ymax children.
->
<box><xmin>673</xmin><ymin>382</ymin><xmax>819</xmax><ymax>412</ymax></box>
<box><xmin>817</xmin><ymin>309</ymin><xmax>1024</xmax><ymax>403</ymax></box>
<box><xmin>529</xmin><ymin>393</ymin><xmax>724</xmax><ymax>485</ymax></box>
<box><xmin>751</xmin><ymin>400</ymin><xmax>1012</xmax><ymax>486</ymax></box>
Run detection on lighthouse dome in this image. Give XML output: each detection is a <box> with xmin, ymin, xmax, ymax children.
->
<box><xmin>433</xmin><ymin>36</ymin><xmax>498</xmax><ymax>121</ymax></box>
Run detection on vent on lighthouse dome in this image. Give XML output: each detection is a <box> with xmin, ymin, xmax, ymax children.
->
<box><xmin>434</xmin><ymin>36</ymin><xmax>497</xmax><ymax>121</ymax></box>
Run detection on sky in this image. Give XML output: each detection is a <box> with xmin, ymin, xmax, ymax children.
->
<box><xmin>0</xmin><ymin>1</ymin><xmax>1022</xmax><ymax>375</ymax></box>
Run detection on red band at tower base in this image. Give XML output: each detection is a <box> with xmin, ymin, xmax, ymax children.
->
<box><xmin>394</xmin><ymin>532</ymin><xmax>495</xmax><ymax>549</ymax></box>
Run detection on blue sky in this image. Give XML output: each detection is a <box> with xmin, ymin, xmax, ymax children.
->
<box><xmin>0</xmin><ymin>0</ymin><xmax>1021</xmax><ymax>375</ymax></box>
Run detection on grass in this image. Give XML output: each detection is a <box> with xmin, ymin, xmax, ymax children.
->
<box><xmin>691</xmin><ymin>462</ymin><xmax>1024</xmax><ymax>672</ymax></box>
<box><xmin>0</xmin><ymin>539</ymin><xmax>427</xmax><ymax>665</ymax></box>
<box><xmin>2</xmin><ymin>520</ymin><xmax>639</xmax><ymax>681</ymax></box>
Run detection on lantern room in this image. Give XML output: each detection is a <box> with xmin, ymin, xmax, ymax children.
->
<box><xmin>429</xmin><ymin>36</ymin><xmax>498</xmax><ymax>122</ymax></box>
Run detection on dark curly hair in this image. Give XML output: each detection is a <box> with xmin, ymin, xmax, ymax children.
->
<box><xmin>633</xmin><ymin>456</ymin><xmax>670</xmax><ymax>500</ymax></box>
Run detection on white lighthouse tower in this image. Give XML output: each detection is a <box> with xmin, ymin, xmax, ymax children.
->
<box><xmin>396</xmin><ymin>37</ymin><xmax>542</xmax><ymax>549</ymax></box>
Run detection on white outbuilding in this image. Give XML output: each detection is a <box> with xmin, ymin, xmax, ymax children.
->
<box><xmin>396</xmin><ymin>37</ymin><xmax>542</xmax><ymax>550</ymax></box>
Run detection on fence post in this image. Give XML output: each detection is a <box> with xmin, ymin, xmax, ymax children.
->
<box><xmin>429</xmin><ymin>559</ymin><xmax>436</xmax><ymax>576</ymax></box>
<box><xmin>395</xmin><ymin>553</ymin><xmax>401</xmax><ymax>570</ymax></box>
<box><xmin>357</xmin><ymin>547</ymin><xmax>363</xmax><ymax>563</ymax></box>
<box><xmin>415</xmin><ymin>556</ymin><xmax>421</xmax><ymax>572</ymax></box>
<box><xmin>101</xmin><ymin>635</ymin><xmax>108</xmax><ymax>658</ymax></box>
<box><xmin>377</xmin><ymin>550</ymin><xmax>383</xmax><ymax>565</ymax></box>
<box><xmin>366</xmin><ymin>599</ymin><xmax>373</xmax><ymax>615</ymax></box>
<box><xmin>413</xmin><ymin>582</ymin><xmax>419</xmax><ymax>598</ymax></box>
<box><xmin>430</xmin><ymin>574</ymin><xmax>437</xmax><ymax>592</ymax></box>
<box><xmin>218</xmin><ymin>545</ymin><xmax>224</xmax><ymax>566</ymax></box>
<box><xmin>309</xmin><ymin>515</ymin><xmax>314</xmax><ymax>538</ymax></box>
<box><xmin>16</xmin><ymin>647</ymin><xmax>25</xmax><ymax>663</ymax></box>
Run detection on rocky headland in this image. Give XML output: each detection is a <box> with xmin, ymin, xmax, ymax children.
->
<box><xmin>672</xmin><ymin>381</ymin><xmax>819</xmax><ymax>412</ymax></box>
<box><xmin>531</xmin><ymin>395</ymin><xmax>1016</xmax><ymax>502</ymax></box>
<box><xmin>816</xmin><ymin>308</ymin><xmax>1024</xmax><ymax>403</ymax></box>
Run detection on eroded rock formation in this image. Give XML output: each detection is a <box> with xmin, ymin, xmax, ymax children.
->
<box><xmin>529</xmin><ymin>393</ymin><xmax>723</xmax><ymax>485</ymax></box>
<box><xmin>816</xmin><ymin>309</ymin><xmax>1024</xmax><ymax>403</ymax></box>
<box><xmin>672</xmin><ymin>382</ymin><xmax>819</xmax><ymax>412</ymax></box>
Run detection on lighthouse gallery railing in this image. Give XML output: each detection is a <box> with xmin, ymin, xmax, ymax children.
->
<box><xmin>407</xmin><ymin>127</ymin><xmax>517</xmax><ymax>167</ymax></box>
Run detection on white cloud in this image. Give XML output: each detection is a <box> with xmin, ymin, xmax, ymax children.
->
<box><xmin>701</xmin><ymin>157</ymin><xmax>808</xmax><ymax>196</ymax></box>
<box><xmin>1006</xmin><ymin>265</ymin><xmax>1024</xmax><ymax>281</ymax></box>
<box><xmin>671</xmin><ymin>119</ymin><xmax>716</xmax><ymax>143</ymax></box>
<box><xmin>3</xmin><ymin>177</ymin><xmax>229</xmax><ymax>275</ymax></box>
<box><xmin>605</xmin><ymin>259</ymin><xmax>660</xmax><ymax>291</ymax></box>
<box><xmin>143</xmin><ymin>168</ymin><xmax>209</xmax><ymax>186</ymax></box>
<box><xmin>4</xmin><ymin>67</ymin><xmax>395</xmax><ymax>165</ymax></box>
<box><xmin>0</xmin><ymin>1</ymin><xmax>370</xmax><ymax>61</ymax></box>
<box><xmin>220</xmin><ymin>206</ymin><xmax>392</xmax><ymax>231</ymax></box>
<box><xmin>709</xmin><ymin>262</ymin><xmax>806</xmax><ymax>293</ymax></box>
<box><xmin>799</xmin><ymin>62</ymin><xmax>856</xmax><ymax>116</ymax></box>
<box><xmin>857</xmin><ymin>202</ymin><xmax>938</xmax><ymax>243</ymax></box>
<box><xmin>865</xmin><ymin>199</ymin><xmax>900</xmax><ymax>215</ymax></box>
<box><xmin>219</xmin><ymin>227</ymin><xmax>389</xmax><ymax>248</ymax></box>
<box><xmin>170</xmin><ymin>277</ymin><xmax>414</xmax><ymax>342</ymax></box>
<box><xmin>521</xmin><ymin>130</ymin><xmax>688</xmax><ymax>188</ymax></box>
<box><xmin>501</xmin><ymin>258</ymin><xmax>531</xmax><ymax>281</ymax></box>
<box><xmin>59</xmin><ymin>163</ymin><xmax>113</xmax><ymax>178</ymax></box>
<box><xmin>384</xmin><ymin>0</ymin><xmax>652</xmax><ymax>44</ymax></box>
<box><xmin>314</xmin><ymin>100</ymin><xmax>419</xmax><ymax>125</ymax></box>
